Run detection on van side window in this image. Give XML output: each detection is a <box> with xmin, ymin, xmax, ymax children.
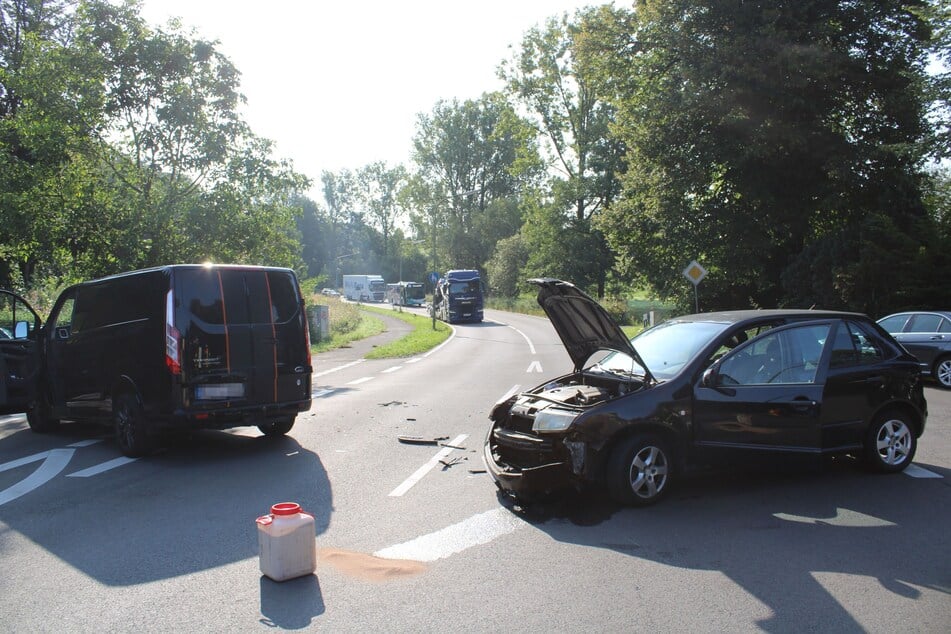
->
<box><xmin>267</xmin><ymin>272</ymin><xmax>298</xmax><ymax>323</ymax></box>
<box><xmin>51</xmin><ymin>295</ymin><xmax>76</xmax><ymax>339</ymax></box>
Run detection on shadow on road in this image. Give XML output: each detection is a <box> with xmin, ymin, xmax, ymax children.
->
<box><xmin>0</xmin><ymin>423</ymin><xmax>333</xmax><ymax>596</ymax></box>
<box><xmin>505</xmin><ymin>458</ymin><xmax>949</xmax><ymax>632</ymax></box>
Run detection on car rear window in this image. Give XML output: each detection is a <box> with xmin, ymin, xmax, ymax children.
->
<box><xmin>177</xmin><ymin>268</ymin><xmax>299</xmax><ymax>325</ymax></box>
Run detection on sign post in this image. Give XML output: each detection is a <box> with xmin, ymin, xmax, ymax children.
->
<box><xmin>682</xmin><ymin>260</ymin><xmax>707</xmax><ymax>313</ymax></box>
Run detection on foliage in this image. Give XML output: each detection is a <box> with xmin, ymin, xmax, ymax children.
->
<box><xmin>483</xmin><ymin>233</ymin><xmax>528</xmax><ymax>297</ymax></box>
<box><xmin>584</xmin><ymin>0</ymin><xmax>940</xmax><ymax>315</ymax></box>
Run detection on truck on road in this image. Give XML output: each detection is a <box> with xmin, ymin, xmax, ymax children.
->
<box><xmin>431</xmin><ymin>269</ymin><xmax>484</xmax><ymax>324</ymax></box>
<box><xmin>343</xmin><ymin>274</ymin><xmax>386</xmax><ymax>302</ymax></box>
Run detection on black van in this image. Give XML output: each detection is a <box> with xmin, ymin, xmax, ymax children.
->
<box><xmin>2</xmin><ymin>264</ymin><xmax>312</xmax><ymax>456</ymax></box>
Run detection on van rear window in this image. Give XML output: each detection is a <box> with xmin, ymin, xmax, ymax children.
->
<box><xmin>177</xmin><ymin>268</ymin><xmax>299</xmax><ymax>325</ymax></box>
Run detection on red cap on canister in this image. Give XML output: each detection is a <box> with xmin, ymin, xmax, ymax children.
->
<box><xmin>270</xmin><ymin>502</ymin><xmax>302</xmax><ymax>516</ymax></box>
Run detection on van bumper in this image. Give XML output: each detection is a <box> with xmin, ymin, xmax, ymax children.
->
<box><xmin>158</xmin><ymin>399</ymin><xmax>312</xmax><ymax>431</ymax></box>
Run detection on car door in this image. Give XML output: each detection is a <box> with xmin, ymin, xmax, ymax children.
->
<box><xmin>0</xmin><ymin>290</ymin><xmax>42</xmax><ymax>413</ymax></box>
<box><xmin>894</xmin><ymin>312</ymin><xmax>951</xmax><ymax>369</ymax></box>
<box><xmin>693</xmin><ymin>321</ymin><xmax>832</xmax><ymax>452</ymax></box>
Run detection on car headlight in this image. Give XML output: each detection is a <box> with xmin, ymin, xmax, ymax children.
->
<box><xmin>533</xmin><ymin>407</ymin><xmax>579</xmax><ymax>433</ymax></box>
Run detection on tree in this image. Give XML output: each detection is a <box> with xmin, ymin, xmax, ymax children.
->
<box><xmin>356</xmin><ymin>161</ymin><xmax>407</xmax><ymax>259</ymax></box>
<box><xmin>500</xmin><ymin>9</ymin><xmax>624</xmax><ymax>296</ymax></box>
<box><xmin>410</xmin><ymin>92</ymin><xmax>541</xmax><ymax>272</ymax></box>
<box><xmin>587</xmin><ymin>0</ymin><xmax>938</xmax><ymax>314</ymax></box>
<box><xmin>484</xmin><ymin>232</ymin><xmax>528</xmax><ymax>297</ymax></box>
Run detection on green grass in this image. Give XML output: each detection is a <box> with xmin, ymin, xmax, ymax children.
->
<box><xmin>310</xmin><ymin>311</ymin><xmax>386</xmax><ymax>354</ymax></box>
<box><xmin>359</xmin><ymin>304</ymin><xmax>452</xmax><ymax>359</ymax></box>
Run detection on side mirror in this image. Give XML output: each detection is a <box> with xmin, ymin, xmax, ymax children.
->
<box><xmin>14</xmin><ymin>321</ymin><xmax>29</xmax><ymax>339</ymax></box>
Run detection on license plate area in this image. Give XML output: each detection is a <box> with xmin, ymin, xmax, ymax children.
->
<box><xmin>195</xmin><ymin>383</ymin><xmax>245</xmax><ymax>400</ymax></box>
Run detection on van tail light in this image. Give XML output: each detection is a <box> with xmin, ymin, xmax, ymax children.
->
<box><xmin>302</xmin><ymin>298</ymin><xmax>312</xmax><ymax>367</ymax></box>
<box><xmin>165</xmin><ymin>289</ymin><xmax>182</xmax><ymax>375</ymax></box>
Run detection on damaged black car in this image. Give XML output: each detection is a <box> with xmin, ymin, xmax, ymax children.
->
<box><xmin>484</xmin><ymin>279</ymin><xmax>928</xmax><ymax>506</ymax></box>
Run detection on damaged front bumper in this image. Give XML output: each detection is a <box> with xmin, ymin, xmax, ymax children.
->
<box><xmin>482</xmin><ymin>424</ymin><xmax>579</xmax><ymax>499</ymax></box>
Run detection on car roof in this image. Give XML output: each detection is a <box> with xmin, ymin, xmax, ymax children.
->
<box><xmin>878</xmin><ymin>310</ymin><xmax>951</xmax><ymax>320</ymax></box>
<box><xmin>668</xmin><ymin>309</ymin><xmax>866</xmax><ymax>325</ymax></box>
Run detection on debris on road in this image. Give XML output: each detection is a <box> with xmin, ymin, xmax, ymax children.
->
<box><xmin>397</xmin><ymin>435</ymin><xmax>450</xmax><ymax>446</ymax></box>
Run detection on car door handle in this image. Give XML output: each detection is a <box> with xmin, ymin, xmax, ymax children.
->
<box><xmin>930</xmin><ymin>335</ymin><xmax>944</xmax><ymax>341</ymax></box>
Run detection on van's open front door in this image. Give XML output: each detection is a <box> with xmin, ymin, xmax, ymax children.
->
<box><xmin>0</xmin><ymin>290</ymin><xmax>42</xmax><ymax>414</ymax></box>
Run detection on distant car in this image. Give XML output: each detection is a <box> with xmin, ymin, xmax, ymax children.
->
<box><xmin>485</xmin><ymin>279</ymin><xmax>928</xmax><ymax>507</ymax></box>
<box><xmin>877</xmin><ymin>311</ymin><xmax>951</xmax><ymax>389</ymax></box>
<box><xmin>320</xmin><ymin>288</ymin><xmax>341</xmax><ymax>297</ymax></box>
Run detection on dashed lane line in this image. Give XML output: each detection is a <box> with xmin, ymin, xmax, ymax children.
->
<box><xmin>67</xmin><ymin>456</ymin><xmax>139</xmax><ymax>478</ymax></box>
<box><xmin>388</xmin><ymin>434</ymin><xmax>468</xmax><ymax>497</ymax></box>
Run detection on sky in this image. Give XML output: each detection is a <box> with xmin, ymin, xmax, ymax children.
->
<box><xmin>138</xmin><ymin>1</ymin><xmax>602</xmax><ymax>200</ymax></box>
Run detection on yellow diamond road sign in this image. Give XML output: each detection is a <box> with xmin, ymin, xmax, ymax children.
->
<box><xmin>683</xmin><ymin>260</ymin><xmax>707</xmax><ymax>286</ymax></box>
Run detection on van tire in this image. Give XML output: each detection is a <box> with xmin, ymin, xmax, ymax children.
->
<box><xmin>114</xmin><ymin>393</ymin><xmax>154</xmax><ymax>457</ymax></box>
<box><xmin>258</xmin><ymin>417</ymin><xmax>295</xmax><ymax>437</ymax></box>
<box><xmin>27</xmin><ymin>399</ymin><xmax>59</xmax><ymax>433</ymax></box>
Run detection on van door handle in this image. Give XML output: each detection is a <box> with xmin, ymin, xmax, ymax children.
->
<box><xmin>294</xmin><ymin>366</ymin><xmax>307</xmax><ymax>373</ymax></box>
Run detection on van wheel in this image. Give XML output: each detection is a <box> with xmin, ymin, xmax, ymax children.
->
<box><xmin>114</xmin><ymin>393</ymin><xmax>153</xmax><ymax>457</ymax></box>
<box><xmin>607</xmin><ymin>433</ymin><xmax>673</xmax><ymax>506</ymax></box>
<box><xmin>27</xmin><ymin>399</ymin><xmax>59</xmax><ymax>433</ymax></box>
<box><xmin>258</xmin><ymin>417</ymin><xmax>295</xmax><ymax>437</ymax></box>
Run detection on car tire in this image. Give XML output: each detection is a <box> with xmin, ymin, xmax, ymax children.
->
<box><xmin>26</xmin><ymin>398</ymin><xmax>59</xmax><ymax>433</ymax></box>
<box><xmin>114</xmin><ymin>393</ymin><xmax>154</xmax><ymax>457</ymax></box>
<box><xmin>864</xmin><ymin>410</ymin><xmax>916</xmax><ymax>473</ymax></box>
<box><xmin>258</xmin><ymin>417</ymin><xmax>295</xmax><ymax>437</ymax></box>
<box><xmin>933</xmin><ymin>355</ymin><xmax>951</xmax><ymax>389</ymax></box>
<box><xmin>607</xmin><ymin>433</ymin><xmax>673</xmax><ymax>506</ymax></box>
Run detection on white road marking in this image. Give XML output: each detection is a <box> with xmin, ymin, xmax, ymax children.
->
<box><xmin>506</xmin><ymin>325</ymin><xmax>536</xmax><ymax>355</ymax></box>
<box><xmin>313</xmin><ymin>359</ymin><xmax>366</xmax><ymax>378</ymax></box>
<box><xmin>774</xmin><ymin>508</ymin><xmax>896</xmax><ymax>528</ymax></box>
<box><xmin>388</xmin><ymin>434</ymin><xmax>468</xmax><ymax>497</ymax></box>
<box><xmin>68</xmin><ymin>439</ymin><xmax>105</xmax><ymax>448</ymax></box>
<box><xmin>0</xmin><ymin>449</ymin><xmax>75</xmax><ymax>507</ymax></box>
<box><xmin>348</xmin><ymin>376</ymin><xmax>374</xmax><ymax>385</ymax></box>
<box><xmin>904</xmin><ymin>464</ymin><xmax>942</xmax><ymax>478</ymax></box>
<box><xmin>527</xmin><ymin>360</ymin><xmax>543</xmax><ymax>373</ymax></box>
<box><xmin>67</xmin><ymin>456</ymin><xmax>139</xmax><ymax>478</ymax></box>
<box><xmin>496</xmin><ymin>385</ymin><xmax>521</xmax><ymax>404</ymax></box>
<box><xmin>405</xmin><ymin>358</ymin><xmax>422</xmax><ymax>364</ymax></box>
<box><xmin>374</xmin><ymin>507</ymin><xmax>526</xmax><ymax>562</ymax></box>
<box><xmin>382</xmin><ymin>366</ymin><xmax>403</xmax><ymax>373</ymax></box>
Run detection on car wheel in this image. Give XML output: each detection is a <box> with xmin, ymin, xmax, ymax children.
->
<box><xmin>26</xmin><ymin>398</ymin><xmax>59</xmax><ymax>433</ymax></box>
<box><xmin>258</xmin><ymin>417</ymin><xmax>295</xmax><ymax>437</ymax></box>
<box><xmin>114</xmin><ymin>393</ymin><xmax>154</xmax><ymax>457</ymax></box>
<box><xmin>864</xmin><ymin>411</ymin><xmax>916</xmax><ymax>473</ymax></box>
<box><xmin>934</xmin><ymin>356</ymin><xmax>951</xmax><ymax>389</ymax></box>
<box><xmin>607</xmin><ymin>433</ymin><xmax>673</xmax><ymax>506</ymax></box>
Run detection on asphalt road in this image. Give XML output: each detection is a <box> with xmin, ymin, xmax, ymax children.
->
<box><xmin>0</xmin><ymin>306</ymin><xmax>948</xmax><ymax>632</ymax></box>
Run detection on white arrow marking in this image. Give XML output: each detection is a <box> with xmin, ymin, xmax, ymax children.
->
<box><xmin>0</xmin><ymin>449</ymin><xmax>75</xmax><ymax>507</ymax></box>
<box><xmin>774</xmin><ymin>507</ymin><xmax>895</xmax><ymax>528</ymax></box>
<box><xmin>527</xmin><ymin>360</ymin><xmax>543</xmax><ymax>373</ymax></box>
<box><xmin>68</xmin><ymin>456</ymin><xmax>139</xmax><ymax>478</ymax></box>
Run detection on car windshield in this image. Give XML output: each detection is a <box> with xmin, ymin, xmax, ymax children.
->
<box><xmin>595</xmin><ymin>320</ymin><xmax>730</xmax><ymax>380</ymax></box>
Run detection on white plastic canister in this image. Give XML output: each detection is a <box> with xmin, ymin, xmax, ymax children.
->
<box><xmin>256</xmin><ymin>502</ymin><xmax>317</xmax><ymax>582</ymax></box>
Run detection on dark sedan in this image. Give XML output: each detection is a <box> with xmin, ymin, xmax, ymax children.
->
<box><xmin>485</xmin><ymin>280</ymin><xmax>928</xmax><ymax>506</ymax></box>
<box><xmin>877</xmin><ymin>311</ymin><xmax>951</xmax><ymax>389</ymax></box>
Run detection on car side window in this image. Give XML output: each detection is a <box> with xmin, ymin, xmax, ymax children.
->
<box><xmin>877</xmin><ymin>314</ymin><xmax>909</xmax><ymax>333</ymax></box>
<box><xmin>0</xmin><ymin>293</ymin><xmax>39</xmax><ymax>340</ymax></box>
<box><xmin>51</xmin><ymin>295</ymin><xmax>76</xmax><ymax>339</ymax></box>
<box><xmin>717</xmin><ymin>324</ymin><xmax>830</xmax><ymax>385</ymax></box>
<box><xmin>830</xmin><ymin>321</ymin><xmax>883</xmax><ymax>368</ymax></box>
<box><xmin>908</xmin><ymin>314</ymin><xmax>943</xmax><ymax>333</ymax></box>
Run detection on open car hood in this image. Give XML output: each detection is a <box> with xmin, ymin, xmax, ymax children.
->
<box><xmin>529</xmin><ymin>278</ymin><xmax>654</xmax><ymax>382</ymax></box>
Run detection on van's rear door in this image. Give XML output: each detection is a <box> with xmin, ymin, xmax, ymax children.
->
<box><xmin>175</xmin><ymin>267</ymin><xmax>311</xmax><ymax>408</ymax></box>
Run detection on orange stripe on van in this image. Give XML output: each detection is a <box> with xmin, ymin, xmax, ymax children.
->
<box><xmin>264</xmin><ymin>273</ymin><xmax>278</xmax><ymax>401</ymax></box>
<box><xmin>216</xmin><ymin>269</ymin><xmax>231</xmax><ymax>373</ymax></box>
